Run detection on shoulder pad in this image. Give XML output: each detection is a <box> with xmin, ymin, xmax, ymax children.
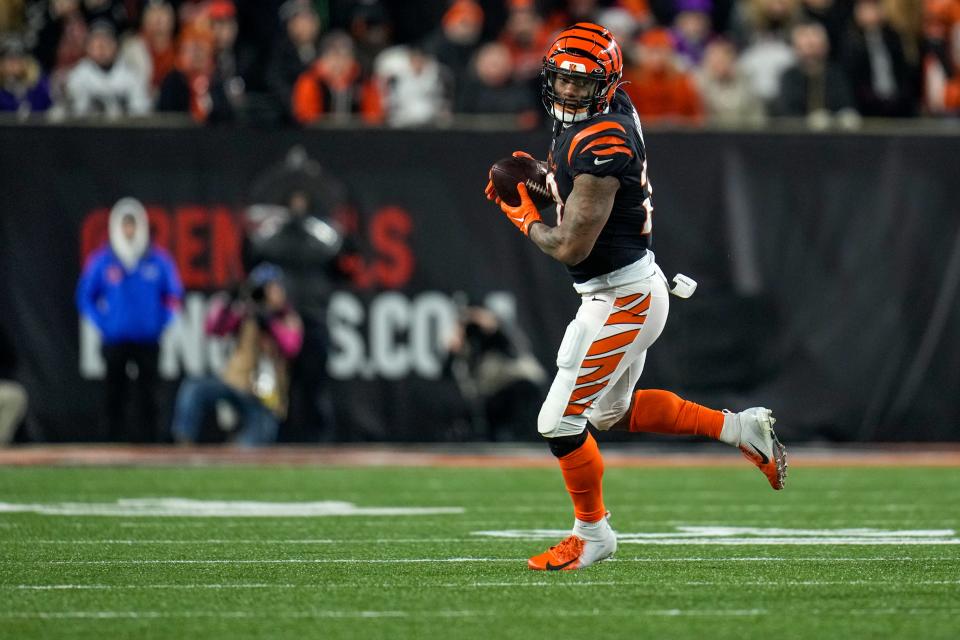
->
<box><xmin>566</xmin><ymin>115</ymin><xmax>638</xmax><ymax>177</ymax></box>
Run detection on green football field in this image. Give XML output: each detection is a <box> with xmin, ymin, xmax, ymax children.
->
<box><xmin>1</xmin><ymin>462</ymin><xmax>958</xmax><ymax>639</ymax></box>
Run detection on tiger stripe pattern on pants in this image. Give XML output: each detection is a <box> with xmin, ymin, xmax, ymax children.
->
<box><xmin>538</xmin><ymin>266</ymin><xmax>670</xmax><ymax>438</ymax></box>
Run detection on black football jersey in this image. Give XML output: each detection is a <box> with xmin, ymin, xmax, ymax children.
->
<box><xmin>546</xmin><ymin>89</ymin><xmax>653</xmax><ymax>283</ymax></box>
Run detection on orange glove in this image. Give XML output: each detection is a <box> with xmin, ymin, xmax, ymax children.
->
<box><xmin>512</xmin><ymin>150</ymin><xmax>534</xmax><ymax>160</ymax></box>
<box><xmin>500</xmin><ymin>182</ymin><xmax>542</xmax><ymax>236</ymax></box>
<box><xmin>485</xmin><ymin>173</ymin><xmax>500</xmax><ymax>204</ymax></box>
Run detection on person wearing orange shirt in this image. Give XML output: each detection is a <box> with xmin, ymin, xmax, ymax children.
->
<box><xmin>291</xmin><ymin>31</ymin><xmax>382</xmax><ymax>124</ymax></box>
<box><xmin>621</xmin><ymin>27</ymin><xmax>704</xmax><ymax>125</ymax></box>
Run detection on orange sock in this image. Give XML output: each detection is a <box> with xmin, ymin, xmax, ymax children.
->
<box><xmin>628</xmin><ymin>389</ymin><xmax>724</xmax><ymax>439</ymax></box>
<box><xmin>557</xmin><ymin>431</ymin><xmax>606</xmax><ymax>522</ymax></box>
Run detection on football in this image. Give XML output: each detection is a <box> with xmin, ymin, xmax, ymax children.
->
<box><xmin>489</xmin><ymin>155</ymin><xmax>554</xmax><ymax>209</ymax></box>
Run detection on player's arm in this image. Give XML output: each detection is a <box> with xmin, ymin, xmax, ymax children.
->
<box><xmin>528</xmin><ymin>174</ymin><xmax>619</xmax><ymax>265</ymax></box>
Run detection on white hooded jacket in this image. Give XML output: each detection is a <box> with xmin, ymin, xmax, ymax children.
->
<box><xmin>109</xmin><ymin>197</ymin><xmax>150</xmax><ymax>271</ymax></box>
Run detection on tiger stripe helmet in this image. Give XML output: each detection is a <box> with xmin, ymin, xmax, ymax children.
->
<box><xmin>541</xmin><ymin>23</ymin><xmax>623</xmax><ymax>125</ymax></box>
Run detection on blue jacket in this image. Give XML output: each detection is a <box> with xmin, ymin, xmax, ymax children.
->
<box><xmin>76</xmin><ymin>246</ymin><xmax>184</xmax><ymax>344</ymax></box>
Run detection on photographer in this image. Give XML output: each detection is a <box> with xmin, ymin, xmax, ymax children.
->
<box><xmin>244</xmin><ymin>186</ymin><xmax>348</xmax><ymax>441</ymax></box>
<box><xmin>170</xmin><ymin>263</ymin><xmax>303</xmax><ymax>446</ymax></box>
<box><xmin>445</xmin><ymin>305</ymin><xmax>546</xmax><ymax>441</ymax></box>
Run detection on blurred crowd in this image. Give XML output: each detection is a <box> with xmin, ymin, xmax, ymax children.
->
<box><xmin>0</xmin><ymin>0</ymin><xmax>956</xmax><ymax>127</ymax></box>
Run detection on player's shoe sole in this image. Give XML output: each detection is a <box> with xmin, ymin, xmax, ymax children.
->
<box><xmin>736</xmin><ymin>408</ymin><xmax>788</xmax><ymax>490</ymax></box>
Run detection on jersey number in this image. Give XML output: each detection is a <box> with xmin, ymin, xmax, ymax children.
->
<box><xmin>546</xmin><ymin>171</ymin><xmax>565</xmax><ymax>224</ymax></box>
<box><xmin>640</xmin><ymin>159</ymin><xmax>653</xmax><ymax>236</ymax></box>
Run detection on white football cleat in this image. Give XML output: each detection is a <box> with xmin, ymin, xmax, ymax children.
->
<box><xmin>729</xmin><ymin>407</ymin><xmax>788</xmax><ymax>490</ymax></box>
<box><xmin>528</xmin><ymin>513</ymin><xmax>617</xmax><ymax>571</ymax></box>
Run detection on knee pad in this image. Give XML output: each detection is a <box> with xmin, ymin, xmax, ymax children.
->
<box><xmin>545</xmin><ymin>429</ymin><xmax>588</xmax><ymax>458</ymax></box>
<box><xmin>589</xmin><ymin>399</ymin><xmax>629</xmax><ymax>431</ymax></box>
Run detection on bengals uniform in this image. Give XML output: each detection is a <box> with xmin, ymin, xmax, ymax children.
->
<box><xmin>546</xmin><ymin>89</ymin><xmax>653</xmax><ymax>284</ymax></box>
<box><xmin>487</xmin><ymin>22</ymin><xmax>787</xmax><ymax>572</ymax></box>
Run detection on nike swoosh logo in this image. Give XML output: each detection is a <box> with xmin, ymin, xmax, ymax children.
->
<box><xmin>545</xmin><ymin>557</ymin><xmax>578</xmax><ymax>571</ymax></box>
<box><xmin>594</xmin><ymin>158</ymin><xmax>614</xmax><ymax>165</ymax></box>
<box><xmin>591</xmin><ymin>297</ymin><xmax>603</xmax><ymax>302</ymax></box>
<box><xmin>749</xmin><ymin>443</ymin><xmax>770</xmax><ymax>465</ymax></box>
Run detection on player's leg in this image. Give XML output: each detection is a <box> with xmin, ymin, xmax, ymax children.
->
<box><xmin>530</xmin><ymin>277</ymin><xmax>671</xmax><ymax>570</ymax></box>
<box><xmin>529</xmin><ymin>294</ymin><xmax>618</xmax><ymax>571</ymax></box>
<box><xmin>585</xmin><ymin>276</ymin><xmax>787</xmax><ymax>490</ymax></box>
<box><xmin>585</xmin><ymin>274</ymin><xmax>670</xmax><ymax>431</ymax></box>
<box><xmin>609</xmin><ymin>391</ymin><xmax>787</xmax><ymax>489</ymax></box>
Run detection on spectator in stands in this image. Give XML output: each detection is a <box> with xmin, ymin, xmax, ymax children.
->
<box><xmin>672</xmin><ymin>0</ymin><xmax>715</xmax><ymax>66</ymax></box>
<box><xmin>774</xmin><ymin>20</ymin><xmax>859</xmax><ymax>127</ymax></box>
<box><xmin>842</xmin><ymin>0</ymin><xmax>918</xmax><ymax>117</ymax></box>
<box><xmin>81</xmin><ymin>0</ymin><xmax>128</xmax><ymax>33</ymax></box>
<box><xmin>499</xmin><ymin>0</ymin><xmax>553</xmax><ymax>85</ymax></box>
<box><xmin>374</xmin><ymin>43</ymin><xmax>452</xmax><ymax>127</ymax></box>
<box><xmin>267</xmin><ymin>0</ymin><xmax>321</xmax><ymax>123</ymax></box>
<box><xmin>291</xmin><ymin>30</ymin><xmax>382</xmax><ymax>124</ymax></box>
<box><xmin>348</xmin><ymin>0</ymin><xmax>393</xmax><ymax>75</ymax></box>
<box><xmin>732</xmin><ymin>0</ymin><xmax>800</xmax><ymax>47</ymax></box>
<box><xmin>0</xmin><ymin>35</ymin><xmax>53</xmax><ymax>115</ymax></box>
<box><xmin>921</xmin><ymin>0</ymin><xmax>960</xmax><ymax>114</ymax></box>
<box><xmin>423</xmin><ymin>0</ymin><xmax>484</xmax><ymax>96</ymax></box>
<box><xmin>695</xmin><ymin>36</ymin><xmax>767</xmax><ymax>124</ymax></box>
<box><xmin>593</xmin><ymin>7</ymin><xmax>644</xmax><ymax>45</ymax></box>
<box><xmin>208</xmin><ymin>0</ymin><xmax>248</xmax><ymax>118</ymax></box>
<box><xmin>119</xmin><ymin>0</ymin><xmax>177</xmax><ymax>97</ymax></box>
<box><xmin>63</xmin><ymin>20</ymin><xmax>151</xmax><ymax>117</ymax></box>
<box><xmin>171</xmin><ymin>264</ymin><xmax>303</xmax><ymax>446</ymax></box>
<box><xmin>622</xmin><ymin>27</ymin><xmax>704</xmax><ymax>125</ymax></box>
<box><xmin>158</xmin><ymin>26</ymin><xmax>212</xmax><ymax>120</ymax></box>
<box><xmin>76</xmin><ymin>197</ymin><xmax>183</xmax><ymax>442</ymax></box>
<box><xmin>456</xmin><ymin>40</ymin><xmax>538</xmax><ymax>124</ymax></box>
<box><xmin>175</xmin><ymin>0</ymin><xmax>213</xmax><ymax>30</ymax></box>
<box><xmin>0</xmin><ymin>323</ymin><xmax>28</xmax><ymax>446</ymax></box>
<box><xmin>652</xmin><ymin>0</ymin><xmax>740</xmax><ymax>33</ymax></box>
<box><xmin>885</xmin><ymin>0</ymin><xmax>924</xmax><ymax>71</ymax></box>
<box><xmin>32</xmin><ymin>0</ymin><xmax>88</xmax><ymax>80</ymax></box>
<box><xmin>800</xmin><ymin>0</ymin><xmax>853</xmax><ymax>60</ymax></box>
<box><xmin>243</xmin><ymin>189</ymin><xmax>346</xmax><ymax>440</ymax></box>
<box><xmin>227</xmin><ymin>0</ymin><xmax>285</xmax><ymax>96</ymax></box>
<box><xmin>734</xmin><ymin>0</ymin><xmax>799</xmax><ymax>106</ymax></box>
<box><xmin>544</xmin><ymin>0</ymin><xmax>604</xmax><ymax>33</ymax></box>
<box><xmin>444</xmin><ymin>305</ymin><xmax>545</xmax><ymax>441</ymax></box>
<box><xmin>0</xmin><ymin>0</ymin><xmax>25</xmax><ymax>33</ymax></box>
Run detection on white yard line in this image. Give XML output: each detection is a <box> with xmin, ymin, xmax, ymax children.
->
<box><xmin>2</xmin><ymin>538</ymin><xmax>476</xmax><ymax>545</ymax></box>
<box><xmin>7</xmin><ymin>579</ymin><xmax>960</xmax><ymax>591</ymax></box>
<box><xmin>11</xmin><ymin>584</ymin><xmax>295</xmax><ymax>590</ymax></box>
<box><xmin>7</xmin><ymin>538</ymin><xmax>960</xmax><ymax>546</ymax></box>
<box><xmin>17</xmin><ymin>556</ymin><xmax>960</xmax><ymax>565</ymax></box>
<box><xmin>2</xmin><ymin>608</ymin><xmax>959</xmax><ymax>620</ymax></box>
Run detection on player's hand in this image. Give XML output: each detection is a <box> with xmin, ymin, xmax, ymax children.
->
<box><xmin>499</xmin><ymin>183</ymin><xmax>541</xmax><ymax>236</ymax></box>
<box><xmin>513</xmin><ymin>150</ymin><xmax>548</xmax><ymax>173</ymax></box>
<box><xmin>484</xmin><ymin>173</ymin><xmax>500</xmax><ymax>204</ymax></box>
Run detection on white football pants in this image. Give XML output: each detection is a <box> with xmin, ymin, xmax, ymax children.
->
<box><xmin>538</xmin><ymin>258</ymin><xmax>670</xmax><ymax>438</ymax></box>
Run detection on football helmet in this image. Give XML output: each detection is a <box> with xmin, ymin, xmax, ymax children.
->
<box><xmin>540</xmin><ymin>23</ymin><xmax>623</xmax><ymax>125</ymax></box>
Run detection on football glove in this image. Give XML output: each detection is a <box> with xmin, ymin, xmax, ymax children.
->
<box><xmin>500</xmin><ymin>182</ymin><xmax>542</xmax><ymax>236</ymax></box>
<box><xmin>485</xmin><ymin>173</ymin><xmax>500</xmax><ymax>204</ymax></box>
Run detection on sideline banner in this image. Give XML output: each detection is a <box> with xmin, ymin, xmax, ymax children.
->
<box><xmin>1</xmin><ymin>125</ymin><xmax>958</xmax><ymax>442</ymax></box>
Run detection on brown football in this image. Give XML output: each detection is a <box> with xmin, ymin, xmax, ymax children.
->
<box><xmin>489</xmin><ymin>155</ymin><xmax>554</xmax><ymax>210</ymax></box>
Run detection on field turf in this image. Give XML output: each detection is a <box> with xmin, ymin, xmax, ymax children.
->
<box><xmin>0</xmin><ymin>463</ymin><xmax>958</xmax><ymax>639</ymax></box>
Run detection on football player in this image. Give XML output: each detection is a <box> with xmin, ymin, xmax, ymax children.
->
<box><xmin>485</xmin><ymin>23</ymin><xmax>787</xmax><ymax>571</ymax></box>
